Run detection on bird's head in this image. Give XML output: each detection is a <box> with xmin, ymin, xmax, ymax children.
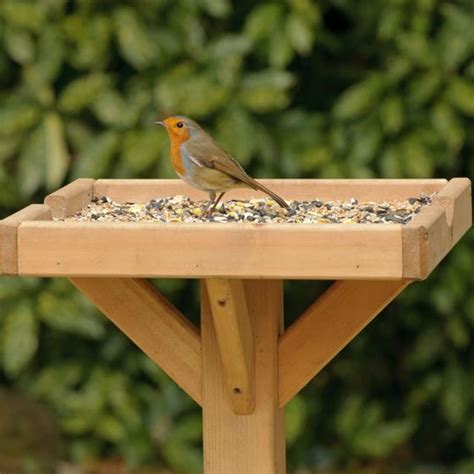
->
<box><xmin>154</xmin><ymin>115</ymin><xmax>201</xmax><ymax>144</ymax></box>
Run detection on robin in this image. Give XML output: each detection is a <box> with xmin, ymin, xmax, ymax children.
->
<box><xmin>155</xmin><ymin>115</ymin><xmax>290</xmax><ymax>216</ymax></box>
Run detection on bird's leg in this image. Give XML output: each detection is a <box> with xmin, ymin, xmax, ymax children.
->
<box><xmin>208</xmin><ymin>192</ymin><xmax>225</xmax><ymax>215</ymax></box>
<box><xmin>202</xmin><ymin>191</ymin><xmax>216</xmax><ymax>217</ymax></box>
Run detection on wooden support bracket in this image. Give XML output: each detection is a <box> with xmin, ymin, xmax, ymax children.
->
<box><xmin>69</xmin><ymin>277</ymin><xmax>202</xmax><ymax>405</ymax></box>
<box><xmin>205</xmin><ymin>279</ymin><xmax>255</xmax><ymax>414</ymax></box>
<box><xmin>278</xmin><ymin>279</ymin><xmax>410</xmax><ymax>407</ymax></box>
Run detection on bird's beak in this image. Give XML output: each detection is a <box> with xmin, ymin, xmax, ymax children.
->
<box><xmin>154</xmin><ymin>121</ymin><xmax>165</xmax><ymax>126</ymax></box>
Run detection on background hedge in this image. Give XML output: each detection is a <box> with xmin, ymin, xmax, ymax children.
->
<box><xmin>0</xmin><ymin>0</ymin><xmax>473</xmax><ymax>472</ymax></box>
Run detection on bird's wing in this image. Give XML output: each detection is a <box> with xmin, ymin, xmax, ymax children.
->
<box><xmin>183</xmin><ymin>138</ymin><xmax>259</xmax><ymax>190</ymax></box>
<box><xmin>183</xmin><ymin>136</ymin><xmax>290</xmax><ymax>209</ymax></box>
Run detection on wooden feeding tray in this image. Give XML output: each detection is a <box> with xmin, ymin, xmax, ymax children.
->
<box><xmin>0</xmin><ymin>178</ymin><xmax>472</xmax><ymax>473</ymax></box>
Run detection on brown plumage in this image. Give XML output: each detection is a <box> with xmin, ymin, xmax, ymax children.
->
<box><xmin>156</xmin><ymin>115</ymin><xmax>289</xmax><ymax>215</ymax></box>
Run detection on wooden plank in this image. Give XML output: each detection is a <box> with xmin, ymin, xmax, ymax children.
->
<box><xmin>69</xmin><ymin>278</ymin><xmax>202</xmax><ymax>405</ymax></box>
<box><xmin>17</xmin><ymin>222</ymin><xmax>403</xmax><ymax>279</ymax></box>
<box><xmin>403</xmin><ymin>178</ymin><xmax>472</xmax><ymax>279</ymax></box>
<box><xmin>409</xmin><ymin>206</ymin><xmax>452</xmax><ymax>279</ymax></box>
<box><xmin>94</xmin><ymin>179</ymin><xmax>447</xmax><ymax>203</ymax></box>
<box><xmin>0</xmin><ymin>204</ymin><xmax>51</xmax><ymax>275</ymax></box>
<box><xmin>202</xmin><ymin>280</ymin><xmax>285</xmax><ymax>473</ymax></box>
<box><xmin>278</xmin><ymin>280</ymin><xmax>409</xmax><ymax>407</ymax></box>
<box><xmin>205</xmin><ymin>279</ymin><xmax>255</xmax><ymax>415</ymax></box>
<box><xmin>45</xmin><ymin>178</ymin><xmax>95</xmax><ymax>218</ymax></box>
<box><xmin>432</xmin><ymin>178</ymin><xmax>471</xmax><ymax>245</ymax></box>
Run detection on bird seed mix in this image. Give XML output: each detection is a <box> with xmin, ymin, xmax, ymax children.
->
<box><xmin>62</xmin><ymin>194</ymin><xmax>433</xmax><ymax>224</ymax></box>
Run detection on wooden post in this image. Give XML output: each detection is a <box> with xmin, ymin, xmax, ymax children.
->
<box><xmin>201</xmin><ymin>280</ymin><xmax>285</xmax><ymax>474</ymax></box>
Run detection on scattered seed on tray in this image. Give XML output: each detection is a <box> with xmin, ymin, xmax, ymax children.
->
<box><xmin>61</xmin><ymin>194</ymin><xmax>433</xmax><ymax>224</ymax></box>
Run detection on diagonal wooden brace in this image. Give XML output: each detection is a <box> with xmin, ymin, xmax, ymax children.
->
<box><xmin>278</xmin><ymin>279</ymin><xmax>410</xmax><ymax>407</ymax></box>
<box><xmin>205</xmin><ymin>278</ymin><xmax>255</xmax><ymax>414</ymax></box>
<box><xmin>70</xmin><ymin>277</ymin><xmax>202</xmax><ymax>405</ymax></box>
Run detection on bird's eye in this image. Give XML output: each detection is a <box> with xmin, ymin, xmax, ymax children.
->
<box><xmin>176</xmin><ymin>122</ymin><xmax>184</xmax><ymax>128</ymax></box>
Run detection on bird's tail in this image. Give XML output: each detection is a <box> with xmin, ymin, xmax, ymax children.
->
<box><xmin>248</xmin><ymin>178</ymin><xmax>290</xmax><ymax>210</ymax></box>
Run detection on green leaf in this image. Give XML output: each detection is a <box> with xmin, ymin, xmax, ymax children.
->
<box><xmin>442</xmin><ymin>365</ymin><xmax>471</xmax><ymax>427</ymax></box>
<box><xmin>71</xmin><ymin>131</ymin><xmax>119</xmax><ymax>178</ymax></box>
<box><xmin>432</xmin><ymin>102</ymin><xmax>464</xmax><ymax>151</ymax></box>
<box><xmin>162</xmin><ymin>439</ymin><xmax>202</xmax><ymax>474</ymax></box>
<box><xmin>107</xmin><ymin>374</ymin><xmax>141</xmax><ymax>428</ymax></box>
<box><xmin>92</xmin><ymin>90</ymin><xmax>138</xmax><ymax>129</ymax></box>
<box><xmin>349</xmin><ymin>120</ymin><xmax>381</xmax><ymax>165</ymax></box>
<box><xmin>396</xmin><ymin>32</ymin><xmax>436</xmax><ymax>67</ymax></box>
<box><xmin>70</xmin><ymin>16</ymin><xmax>112</xmax><ymax>70</ymax></box>
<box><xmin>58</xmin><ymin>73</ymin><xmax>111</xmax><ymax>113</ymax></box>
<box><xmin>95</xmin><ymin>415</ymin><xmax>126</xmax><ymax>442</ymax></box>
<box><xmin>0</xmin><ymin>1</ymin><xmax>48</xmax><ymax>31</ymax></box>
<box><xmin>445</xmin><ymin>317</ymin><xmax>470</xmax><ymax>348</ymax></box>
<box><xmin>336</xmin><ymin>395</ymin><xmax>415</xmax><ymax>457</ymax></box>
<box><xmin>203</xmin><ymin>0</ymin><xmax>230</xmax><ymax>18</ymax></box>
<box><xmin>408</xmin><ymin>326</ymin><xmax>444</xmax><ymax>369</ymax></box>
<box><xmin>380</xmin><ymin>144</ymin><xmax>403</xmax><ymax>177</ymax></box>
<box><xmin>209</xmin><ymin>35</ymin><xmax>251</xmax><ymax>61</ymax></box>
<box><xmin>0</xmin><ymin>134</ymin><xmax>22</xmax><ymax>162</ymax></box>
<box><xmin>37</xmin><ymin>292</ymin><xmax>104</xmax><ymax>339</ymax></box>
<box><xmin>353</xmin><ymin>418</ymin><xmax>415</xmax><ymax>457</ymax></box>
<box><xmin>17</xmin><ymin>124</ymin><xmax>45</xmax><ymax>196</ymax></box>
<box><xmin>215</xmin><ymin>108</ymin><xmax>256</xmax><ymax>164</ymax></box>
<box><xmin>407</xmin><ymin>71</ymin><xmax>442</xmax><ymax>107</ymax></box>
<box><xmin>0</xmin><ymin>100</ymin><xmax>40</xmax><ymax>136</ymax></box>
<box><xmin>31</xmin><ymin>362</ymin><xmax>85</xmax><ymax>404</ymax></box>
<box><xmin>4</xmin><ymin>25</ymin><xmax>35</xmax><ymax>64</ymax></box>
<box><xmin>166</xmin><ymin>413</ymin><xmax>202</xmax><ymax>443</ymax></box>
<box><xmin>245</xmin><ymin>4</ymin><xmax>283</xmax><ymax>41</ymax></box>
<box><xmin>32</xmin><ymin>27</ymin><xmax>64</xmax><ymax>86</ymax></box>
<box><xmin>64</xmin><ymin>119</ymin><xmax>94</xmax><ymax>154</ymax></box>
<box><xmin>380</xmin><ymin>95</ymin><xmax>404</xmax><ymax>135</ymax></box>
<box><xmin>269</xmin><ymin>31</ymin><xmax>294</xmax><ymax>68</ymax></box>
<box><xmin>162</xmin><ymin>414</ymin><xmax>203</xmax><ymax>473</ymax></box>
<box><xmin>401</xmin><ymin>135</ymin><xmax>434</xmax><ymax>177</ymax></box>
<box><xmin>156</xmin><ymin>68</ymin><xmax>229</xmax><ymax>117</ymax></box>
<box><xmin>240</xmin><ymin>70</ymin><xmax>295</xmax><ymax>112</ymax></box>
<box><xmin>446</xmin><ymin>77</ymin><xmax>474</xmax><ymax>116</ymax></box>
<box><xmin>44</xmin><ymin>112</ymin><xmax>69</xmax><ymax>190</ymax></box>
<box><xmin>2</xmin><ymin>302</ymin><xmax>38</xmax><ymax>376</ymax></box>
<box><xmin>114</xmin><ymin>7</ymin><xmax>156</xmax><ymax>70</ymax></box>
<box><xmin>120</xmin><ymin>129</ymin><xmax>162</xmax><ymax>174</ymax></box>
<box><xmin>286</xmin><ymin>14</ymin><xmax>314</xmax><ymax>54</ymax></box>
<box><xmin>466</xmin><ymin>60</ymin><xmax>474</xmax><ymax>79</ymax></box>
<box><xmin>334</xmin><ymin>76</ymin><xmax>385</xmax><ymax>120</ymax></box>
<box><xmin>285</xmin><ymin>395</ymin><xmax>308</xmax><ymax>444</ymax></box>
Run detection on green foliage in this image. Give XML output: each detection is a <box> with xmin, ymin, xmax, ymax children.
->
<box><xmin>0</xmin><ymin>0</ymin><xmax>473</xmax><ymax>472</ymax></box>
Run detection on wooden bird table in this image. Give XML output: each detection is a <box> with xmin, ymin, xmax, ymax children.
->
<box><xmin>0</xmin><ymin>178</ymin><xmax>471</xmax><ymax>473</ymax></box>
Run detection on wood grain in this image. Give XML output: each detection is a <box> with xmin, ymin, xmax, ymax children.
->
<box><xmin>202</xmin><ymin>280</ymin><xmax>285</xmax><ymax>473</ymax></box>
<box><xmin>205</xmin><ymin>279</ymin><xmax>255</xmax><ymax>414</ymax></box>
<box><xmin>278</xmin><ymin>279</ymin><xmax>410</xmax><ymax>407</ymax></box>
<box><xmin>0</xmin><ymin>204</ymin><xmax>51</xmax><ymax>275</ymax></box>
<box><xmin>95</xmin><ymin>178</ymin><xmax>447</xmax><ymax>203</ymax></box>
<box><xmin>45</xmin><ymin>178</ymin><xmax>95</xmax><ymax>218</ymax></box>
<box><xmin>403</xmin><ymin>178</ymin><xmax>471</xmax><ymax>279</ymax></box>
<box><xmin>17</xmin><ymin>222</ymin><xmax>403</xmax><ymax>279</ymax></box>
<box><xmin>432</xmin><ymin>177</ymin><xmax>471</xmax><ymax>245</ymax></box>
<box><xmin>70</xmin><ymin>277</ymin><xmax>202</xmax><ymax>404</ymax></box>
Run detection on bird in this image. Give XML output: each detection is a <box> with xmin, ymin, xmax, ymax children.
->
<box><xmin>155</xmin><ymin>115</ymin><xmax>290</xmax><ymax>216</ymax></box>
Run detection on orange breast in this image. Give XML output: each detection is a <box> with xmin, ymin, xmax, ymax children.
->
<box><xmin>170</xmin><ymin>141</ymin><xmax>185</xmax><ymax>176</ymax></box>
